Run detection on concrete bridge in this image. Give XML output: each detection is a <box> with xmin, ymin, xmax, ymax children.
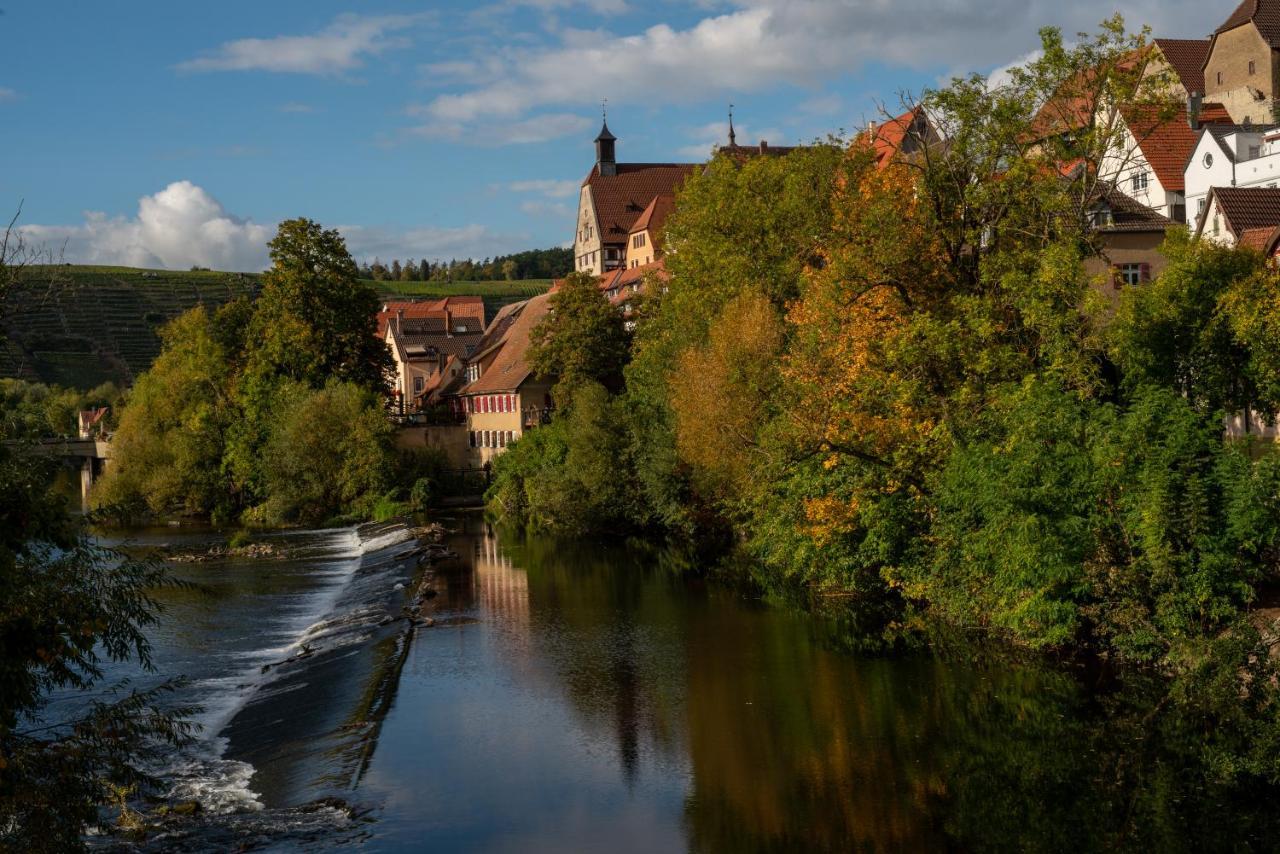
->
<box><xmin>22</xmin><ymin>436</ymin><xmax>113</xmax><ymax>506</ymax></box>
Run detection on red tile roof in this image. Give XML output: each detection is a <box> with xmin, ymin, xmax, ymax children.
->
<box><xmin>1209</xmin><ymin>186</ymin><xmax>1280</xmax><ymax>235</ymax></box>
<box><xmin>377</xmin><ymin>296</ymin><xmax>484</xmax><ymax>337</ymax></box>
<box><xmin>460</xmin><ymin>293</ymin><xmax>554</xmax><ymax>394</ymax></box>
<box><xmin>1119</xmin><ymin>103</ymin><xmax>1232</xmax><ymax>191</ymax></box>
<box><xmin>630</xmin><ymin>195</ymin><xmax>675</xmax><ymax>238</ymax></box>
<box><xmin>583</xmin><ymin>164</ymin><xmax>698</xmax><ymax>244</ymax></box>
<box><xmin>1238</xmin><ymin>225</ymin><xmax>1280</xmax><ymax>252</ymax></box>
<box><xmin>865</xmin><ymin>107</ymin><xmax>928</xmax><ymax>168</ymax></box>
<box><xmin>599</xmin><ymin>259</ymin><xmax>668</xmax><ymax>306</ymax></box>
<box><xmin>1216</xmin><ymin>0</ymin><xmax>1280</xmax><ymax>46</ymax></box>
<box><xmin>1152</xmin><ymin>38</ymin><xmax>1210</xmax><ymax>94</ymax></box>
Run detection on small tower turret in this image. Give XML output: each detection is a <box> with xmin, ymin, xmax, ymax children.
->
<box><xmin>595</xmin><ymin>101</ymin><xmax>617</xmax><ymax>177</ymax></box>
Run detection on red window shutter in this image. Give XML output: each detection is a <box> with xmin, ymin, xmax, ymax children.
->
<box><xmin>1139</xmin><ymin>263</ymin><xmax>1151</xmax><ymax>282</ymax></box>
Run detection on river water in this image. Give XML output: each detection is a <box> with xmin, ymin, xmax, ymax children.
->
<box><xmin>76</xmin><ymin>516</ymin><xmax>1280</xmax><ymax>852</ymax></box>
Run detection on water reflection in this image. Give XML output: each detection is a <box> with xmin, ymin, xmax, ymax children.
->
<box><xmin>98</xmin><ymin>520</ymin><xmax>1280</xmax><ymax>851</ymax></box>
<box><xmin>376</xmin><ymin>522</ymin><xmax>1280</xmax><ymax>854</ymax></box>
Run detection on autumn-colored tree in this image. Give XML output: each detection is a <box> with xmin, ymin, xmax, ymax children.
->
<box><xmin>669</xmin><ymin>289</ymin><xmax>784</xmax><ymax>503</ymax></box>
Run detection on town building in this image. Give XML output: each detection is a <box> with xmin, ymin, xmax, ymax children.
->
<box><xmin>624</xmin><ymin>196</ymin><xmax>674</xmax><ymax>269</ymax></box>
<box><xmin>454</xmin><ymin>293</ymin><xmax>556</xmax><ymax>465</ymax></box>
<box><xmin>574</xmin><ymin>120</ymin><xmax>698</xmax><ymax>275</ymax></box>
<box><xmin>1101</xmin><ymin>102</ymin><xmax>1233</xmax><ymax>223</ymax></box>
<box><xmin>1084</xmin><ymin>189</ymin><xmax>1175</xmax><ymax>297</ymax></box>
<box><xmin>1194</xmin><ymin>185</ymin><xmax>1280</xmax><ymax>249</ymax></box>
<box><xmin>1204</xmin><ymin>0</ymin><xmax>1280</xmax><ymax>125</ymax></box>
<box><xmin>379</xmin><ymin>297</ymin><xmax>486</xmax><ymax>413</ymax></box>
<box><xmin>1185</xmin><ymin>122</ymin><xmax>1280</xmax><ymax>223</ymax></box>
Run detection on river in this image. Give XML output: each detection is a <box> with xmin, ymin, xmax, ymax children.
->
<box><xmin>74</xmin><ymin>515</ymin><xmax>1280</xmax><ymax>852</ymax></box>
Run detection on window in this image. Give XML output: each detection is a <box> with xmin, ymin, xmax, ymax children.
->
<box><xmin>469</xmin><ymin>431</ymin><xmax>477</xmax><ymax>448</ymax></box>
<box><xmin>1250</xmin><ymin>145</ymin><xmax>1262</xmax><ymax>159</ymax></box>
<box><xmin>1116</xmin><ymin>263</ymin><xmax>1149</xmax><ymax>288</ymax></box>
<box><xmin>1198</xmin><ymin>197</ymin><xmax>1207</xmax><ymax>216</ymax></box>
<box><xmin>413</xmin><ymin>376</ymin><xmax>424</xmax><ymax>394</ymax></box>
<box><xmin>1131</xmin><ymin>171</ymin><xmax>1149</xmax><ymax>192</ymax></box>
<box><xmin>1250</xmin><ymin>60</ymin><xmax>1257</xmax><ymax>75</ymax></box>
<box><xmin>1217</xmin><ymin>71</ymin><xmax>1224</xmax><ymax>85</ymax></box>
<box><xmin>1203</xmin><ymin>152</ymin><xmax>1215</xmax><ymax>169</ymax></box>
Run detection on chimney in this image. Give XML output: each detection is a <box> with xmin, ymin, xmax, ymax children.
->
<box><xmin>445</xmin><ymin>309</ymin><xmax>453</xmax><ymax>338</ymax></box>
<box><xmin>759</xmin><ymin>140</ymin><xmax>769</xmax><ymax>154</ymax></box>
<box><xmin>1188</xmin><ymin>91</ymin><xmax>1203</xmax><ymax>130</ymax></box>
<box><xmin>395</xmin><ymin>308</ymin><xmax>404</xmax><ymax>336</ymax></box>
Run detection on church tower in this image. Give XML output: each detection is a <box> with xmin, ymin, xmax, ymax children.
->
<box><xmin>595</xmin><ymin>118</ymin><xmax>617</xmax><ymax>177</ymax></box>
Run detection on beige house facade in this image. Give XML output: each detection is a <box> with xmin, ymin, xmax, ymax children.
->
<box><xmin>1205</xmin><ymin>1</ymin><xmax>1280</xmax><ymax>125</ymax></box>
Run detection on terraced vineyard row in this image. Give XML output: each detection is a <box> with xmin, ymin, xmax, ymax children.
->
<box><xmin>1</xmin><ymin>266</ymin><xmax>259</xmax><ymax>388</ymax></box>
<box><xmin>0</xmin><ymin>268</ymin><xmax>554</xmax><ymax>390</ymax></box>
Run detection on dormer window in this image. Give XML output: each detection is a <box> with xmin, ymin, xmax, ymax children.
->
<box><xmin>1089</xmin><ymin>206</ymin><xmax>1114</xmax><ymax>228</ymax></box>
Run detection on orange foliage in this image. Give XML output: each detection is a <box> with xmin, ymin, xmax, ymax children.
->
<box><xmin>783</xmin><ymin>162</ymin><xmax>949</xmax><ymax>541</ymax></box>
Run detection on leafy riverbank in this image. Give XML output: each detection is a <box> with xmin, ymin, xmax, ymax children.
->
<box><xmin>94</xmin><ymin>219</ymin><xmax>447</xmax><ymax>528</ymax></box>
<box><xmin>486</xmin><ymin>17</ymin><xmax>1280</xmax><ymax>773</ymax></box>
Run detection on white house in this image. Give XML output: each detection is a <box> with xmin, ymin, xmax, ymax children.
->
<box><xmin>1185</xmin><ymin>124</ymin><xmax>1280</xmax><ymax>224</ymax></box>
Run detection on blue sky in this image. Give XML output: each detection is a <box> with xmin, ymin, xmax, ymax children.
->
<box><xmin>1</xmin><ymin>0</ymin><xmax>1222</xmax><ymax>271</ymax></box>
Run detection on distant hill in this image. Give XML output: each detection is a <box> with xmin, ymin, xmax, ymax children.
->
<box><xmin>0</xmin><ymin>265</ymin><xmax>553</xmax><ymax>390</ymax></box>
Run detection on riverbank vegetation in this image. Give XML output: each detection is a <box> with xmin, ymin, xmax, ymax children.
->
<box><xmin>0</xmin><ymin>444</ymin><xmax>193</xmax><ymax>851</ymax></box>
<box><xmin>490</xmin><ymin>18</ymin><xmax>1280</xmax><ymax>723</ymax></box>
<box><xmin>96</xmin><ymin>219</ymin><xmax>437</xmax><ymax>527</ymax></box>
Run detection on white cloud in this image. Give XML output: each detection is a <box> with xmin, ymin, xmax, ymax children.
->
<box><xmin>19</xmin><ymin>182</ymin><xmax>274</xmax><ymax>272</ymax></box>
<box><xmin>408</xmin><ymin>111</ymin><xmax>592</xmax><ymax>145</ymax></box>
<box><xmin>413</xmin><ymin>0</ymin><xmax>1211</xmax><ymax>135</ymax></box>
<box><xmin>177</xmin><ymin>13</ymin><xmax>424</xmax><ymax>75</ymax></box>
<box><xmin>339</xmin><ymin>223</ymin><xmax>531</xmax><ymax>263</ymax></box>
<box><xmin>518</xmin><ymin>200</ymin><xmax>573</xmax><ymax>219</ymax></box>
<box><xmin>509</xmin><ymin>178</ymin><xmax>580</xmax><ymax>198</ymax></box>
<box><xmin>506</xmin><ymin>0</ymin><xmax>631</xmax><ymax>14</ymax></box>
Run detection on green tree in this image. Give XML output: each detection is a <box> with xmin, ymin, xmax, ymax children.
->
<box><xmin>528</xmin><ymin>272</ymin><xmax>629</xmax><ymax>405</ymax></box>
<box><xmin>0</xmin><ymin>445</ymin><xmax>193</xmax><ymax>850</ymax></box>
<box><xmin>245</xmin><ymin>218</ymin><xmax>391</xmax><ymax>392</ymax></box>
<box><xmin>253</xmin><ymin>380</ymin><xmax>395</xmax><ymax>525</ymax></box>
<box><xmin>95</xmin><ymin>305</ymin><xmax>237</xmax><ymax>519</ymax></box>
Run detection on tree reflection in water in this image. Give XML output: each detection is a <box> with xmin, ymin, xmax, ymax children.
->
<box><xmin>478</xmin><ymin>529</ymin><xmax>1280</xmax><ymax>853</ymax></box>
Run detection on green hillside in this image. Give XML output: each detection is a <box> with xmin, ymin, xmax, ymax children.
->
<box><xmin>0</xmin><ymin>266</ymin><xmax>553</xmax><ymax>390</ymax></box>
<box><xmin>1</xmin><ymin>266</ymin><xmax>260</xmax><ymax>389</ymax></box>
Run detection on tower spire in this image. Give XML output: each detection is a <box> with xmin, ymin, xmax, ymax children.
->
<box><xmin>728</xmin><ymin>103</ymin><xmax>736</xmax><ymax>146</ymax></box>
<box><xmin>594</xmin><ymin>100</ymin><xmax>617</xmax><ymax>177</ymax></box>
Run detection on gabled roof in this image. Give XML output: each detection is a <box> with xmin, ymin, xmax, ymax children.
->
<box><xmin>460</xmin><ymin>293</ymin><xmax>554</xmax><ymax>394</ymax></box>
<box><xmin>1093</xmin><ymin>187</ymin><xmax>1173</xmax><ymax>233</ymax></box>
<box><xmin>1204</xmin><ymin>186</ymin><xmax>1280</xmax><ymax>236</ymax></box>
<box><xmin>1215</xmin><ymin>0</ymin><xmax>1280</xmax><ymax>47</ymax></box>
<box><xmin>864</xmin><ymin>107</ymin><xmax>931</xmax><ymax>168</ymax></box>
<box><xmin>1119</xmin><ymin>103</ymin><xmax>1232</xmax><ymax>191</ymax></box>
<box><xmin>583</xmin><ymin>164</ymin><xmax>698</xmax><ymax>243</ymax></box>
<box><xmin>377</xmin><ymin>296</ymin><xmax>485</xmax><ymax>337</ymax></box>
<box><xmin>1238</xmin><ymin>225</ymin><xmax>1280</xmax><ymax>252</ymax></box>
<box><xmin>388</xmin><ymin>316</ymin><xmax>484</xmax><ymax>362</ymax></box>
<box><xmin>1152</xmin><ymin>39</ymin><xmax>1210</xmax><ymax>94</ymax></box>
<box><xmin>629</xmin><ymin>195</ymin><xmax>675</xmax><ymax>238</ymax></box>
